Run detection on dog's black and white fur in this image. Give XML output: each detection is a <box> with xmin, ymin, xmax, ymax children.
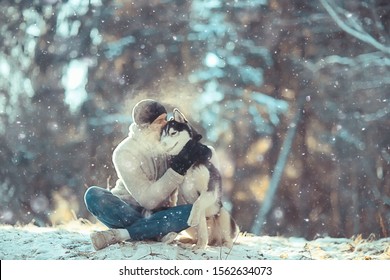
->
<box><xmin>161</xmin><ymin>109</ymin><xmax>239</xmax><ymax>249</ymax></box>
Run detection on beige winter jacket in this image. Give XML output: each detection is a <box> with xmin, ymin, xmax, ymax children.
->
<box><xmin>111</xmin><ymin>123</ymin><xmax>184</xmax><ymax>211</ymax></box>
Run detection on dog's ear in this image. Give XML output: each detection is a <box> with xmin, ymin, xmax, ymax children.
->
<box><xmin>173</xmin><ymin>108</ymin><xmax>202</xmax><ymax>141</ymax></box>
<box><xmin>173</xmin><ymin>108</ymin><xmax>188</xmax><ymax>124</ymax></box>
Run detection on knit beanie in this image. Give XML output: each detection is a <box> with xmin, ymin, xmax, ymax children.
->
<box><xmin>132</xmin><ymin>99</ymin><xmax>167</xmax><ymax>126</ymax></box>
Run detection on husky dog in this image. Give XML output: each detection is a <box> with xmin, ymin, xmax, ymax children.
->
<box><xmin>161</xmin><ymin>109</ymin><xmax>239</xmax><ymax>249</ymax></box>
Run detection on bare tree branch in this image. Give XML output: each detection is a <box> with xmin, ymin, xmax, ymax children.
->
<box><xmin>301</xmin><ymin>52</ymin><xmax>390</xmax><ymax>73</ymax></box>
<box><xmin>319</xmin><ymin>0</ymin><xmax>390</xmax><ymax>55</ymax></box>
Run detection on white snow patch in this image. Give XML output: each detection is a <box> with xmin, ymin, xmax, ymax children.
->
<box><xmin>0</xmin><ymin>221</ymin><xmax>389</xmax><ymax>260</ymax></box>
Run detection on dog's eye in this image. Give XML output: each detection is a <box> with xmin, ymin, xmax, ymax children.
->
<box><xmin>171</xmin><ymin>131</ymin><xmax>178</xmax><ymax>136</ymax></box>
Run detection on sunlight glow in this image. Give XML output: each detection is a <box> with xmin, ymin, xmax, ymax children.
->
<box><xmin>62</xmin><ymin>59</ymin><xmax>88</xmax><ymax>113</ymax></box>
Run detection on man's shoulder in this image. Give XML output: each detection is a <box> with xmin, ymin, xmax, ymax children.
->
<box><xmin>115</xmin><ymin>135</ymin><xmax>133</xmax><ymax>149</ymax></box>
<box><xmin>112</xmin><ymin>136</ymin><xmax>137</xmax><ymax>163</ymax></box>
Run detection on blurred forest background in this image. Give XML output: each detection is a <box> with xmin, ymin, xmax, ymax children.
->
<box><xmin>1</xmin><ymin>0</ymin><xmax>389</xmax><ymax>240</ymax></box>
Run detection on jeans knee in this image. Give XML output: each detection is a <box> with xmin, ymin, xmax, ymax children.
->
<box><xmin>84</xmin><ymin>186</ymin><xmax>107</xmax><ymax>212</ymax></box>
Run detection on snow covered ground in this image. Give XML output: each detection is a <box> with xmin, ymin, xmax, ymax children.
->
<box><xmin>1</xmin><ymin>221</ymin><xmax>389</xmax><ymax>260</ymax></box>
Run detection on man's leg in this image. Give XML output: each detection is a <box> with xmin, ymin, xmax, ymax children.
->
<box><xmin>126</xmin><ymin>204</ymin><xmax>192</xmax><ymax>241</ymax></box>
<box><xmin>84</xmin><ymin>186</ymin><xmax>192</xmax><ymax>249</ymax></box>
<box><xmin>85</xmin><ymin>186</ymin><xmax>145</xmax><ymax>250</ymax></box>
<box><xmin>84</xmin><ymin>186</ymin><xmax>143</xmax><ymax>228</ymax></box>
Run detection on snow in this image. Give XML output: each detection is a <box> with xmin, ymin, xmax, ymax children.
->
<box><xmin>1</xmin><ymin>220</ymin><xmax>389</xmax><ymax>260</ymax></box>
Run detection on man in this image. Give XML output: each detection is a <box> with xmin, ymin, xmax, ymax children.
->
<box><xmin>84</xmin><ymin>99</ymin><xmax>211</xmax><ymax>250</ymax></box>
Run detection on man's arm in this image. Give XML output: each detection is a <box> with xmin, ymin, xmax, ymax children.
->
<box><xmin>113</xmin><ymin>149</ymin><xmax>184</xmax><ymax>210</ymax></box>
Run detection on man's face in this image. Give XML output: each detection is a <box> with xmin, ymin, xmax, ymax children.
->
<box><xmin>149</xmin><ymin>113</ymin><xmax>167</xmax><ymax>133</ymax></box>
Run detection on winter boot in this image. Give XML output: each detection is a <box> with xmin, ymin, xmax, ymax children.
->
<box><xmin>90</xmin><ymin>229</ymin><xmax>124</xmax><ymax>250</ymax></box>
<box><xmin>160</xmin><ymin>232</ymin><xmax>178</xmax><ymax>244</ymax></box>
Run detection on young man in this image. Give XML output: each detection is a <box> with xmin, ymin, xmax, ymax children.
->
<box><xmin>84</xmin><ymin>99</ymin><xmax>211</xmax><ymax>250</ymax></box>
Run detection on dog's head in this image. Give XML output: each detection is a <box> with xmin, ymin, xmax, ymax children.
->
<box><xmin>161</xmin><ymin>109</ymin><xmax>201</xmax><ymax>155</ymax></box>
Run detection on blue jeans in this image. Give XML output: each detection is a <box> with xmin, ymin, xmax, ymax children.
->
<box><xmin>84</xmin><ymin>186</ymin><xmax>191</xmax><ymax>241</ymax></box>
